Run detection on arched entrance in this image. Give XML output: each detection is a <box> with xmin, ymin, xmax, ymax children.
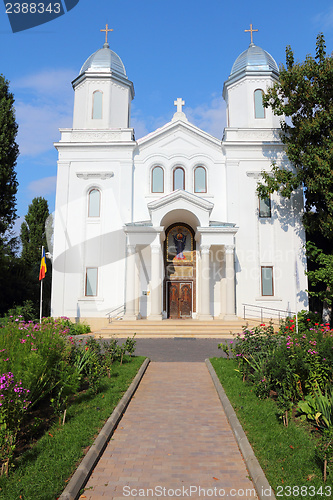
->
<box><xmin>164</xmin><ymin>223</ymin><xmax>196</xmax><ymax>319</ymax></box>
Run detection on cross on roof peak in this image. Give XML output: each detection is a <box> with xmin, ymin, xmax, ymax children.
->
<box><xmin>244</xmin><ymin>23</ymin><xmax>258</xmax><ymax>44</ymax></box>
<box><xmin>100</xmin><ymin>23</ymin><xmax>113</xmax><ymax>45</ymax></box>
<box><xmin>174</xmin><ymin>98</ymin><xmax>185</xmax><ymax>113</ymax></box>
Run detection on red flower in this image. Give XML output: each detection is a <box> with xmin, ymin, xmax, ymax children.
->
<box><xmin>306</xmin><ymin>319</ymin><xmax>311</xmax><ymax>322</ymax></box>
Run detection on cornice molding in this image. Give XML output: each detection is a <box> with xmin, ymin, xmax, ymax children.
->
<box><xmin>76</xmin><ymin>172</ymin><xmax>114</xmax><ymax>180</ymax></box>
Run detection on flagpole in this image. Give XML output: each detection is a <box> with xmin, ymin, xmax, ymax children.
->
<box><xmin>40</xmin><ymin>277</ymin><xmax>43</xmax><ymax>324</ymax></box>
<box><xmin>40</xmin><ymin>246</ymin><xmax>44</xmax><ymax>324</ymax></box>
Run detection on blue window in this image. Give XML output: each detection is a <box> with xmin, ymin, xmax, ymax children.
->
<box><xmin>86</xmin><ymin>267</ymin><xmax>98</xmax><ymax>296</ymax></box>
<box><xmin>92</xmin><ymin>91</ymin><xmax>103</xmax><ymax>119</ymax></box>
<box><xmin>173</xmin><ymin>167</ymin><xmax>185</xmax><ymax>190</ymax></box>
<box><xmin>194</xmin><ymin>167</ymin><xmax>207</xmax><ymax>193</ymax></box>
<box><xmin>152</xmin><ymin>166</ymin><xmax>164</xmax><ymax>193</ymax></box>
<box><xmin>261</xmin><ymin>266</ymin><xmax>273</xmax><ymax>296</ymax></box>
<box><xmin>259</xmin><ymin>196</ymin><xmax>271</xmax><ymax>218</ymax></box>
<box><xmin>254</xmin><ymin>89</ymin><xmax>265</xmax><ymax>119</ymax></box>
<box><xmin>88</xmin><ymin>189</ymin><xmax>100</xmax><ymax>217</ymax></box>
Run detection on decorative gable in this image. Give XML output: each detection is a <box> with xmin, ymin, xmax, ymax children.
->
<box><xmin>148</xmin><ymin>189</ymin><xmax>213</xmax><ymax>227</ymax></box>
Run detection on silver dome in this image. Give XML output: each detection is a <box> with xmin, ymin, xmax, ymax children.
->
<box><xmin>80</xmin><ymin>43</ymin><xmax>127</xmax><ymax>78</ymax></box>
<box><xmin>231</xmin><ymin>43</ymin><xmax>278</xmax><ymax>76</ymax></box>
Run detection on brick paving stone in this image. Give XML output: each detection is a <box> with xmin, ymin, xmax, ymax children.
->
<box><xmin>83</xmin><ymin>362</ymin><xmax>258</xmax><ymax>499</ymax></box>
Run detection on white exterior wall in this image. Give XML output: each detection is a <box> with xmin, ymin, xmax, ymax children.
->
<box><xmin>51</xmin><ymin>44</ymin><xmax>308</xmax><ymax>324</ymax></box>
<box><xmin>51</xmin><ymin>132</ymin><xmax>136</xmax><ymax>320</ymax></box>
<box><xmin>72</xmin><ymin>75</ymin><xmax>132</xmax><ymax>130</ymax></box>
<box><xmin>226</xmin><ymin>76</ymin><xmax>281</xmax><ymax>129</ymax></box>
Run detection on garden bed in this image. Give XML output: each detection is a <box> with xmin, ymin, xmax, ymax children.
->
<box><xmin>0</xmin><ymin>356</ymin><xmax>145</xmax><ymax>499</ymax></box>
<box><xmin>0</xmin><ymin>316</ymin><xmax>144</xmax><ymax>499</ymax></box>
<box><xmin>211</xmin><ymin>313</ymin><xmax>333</xmax><ymax>499</ymax></box>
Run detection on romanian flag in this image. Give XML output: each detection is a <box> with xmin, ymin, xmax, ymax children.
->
<box><xmin>39</xmin><ymin>247</ymin><xmax>47</xmax><ymax>281</ymax></box>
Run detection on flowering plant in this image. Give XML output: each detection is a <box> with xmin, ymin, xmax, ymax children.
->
<box><xmin>0</xmin><ymin>372</ymin><xmax>30</xmax><ymax>476</ymax></box>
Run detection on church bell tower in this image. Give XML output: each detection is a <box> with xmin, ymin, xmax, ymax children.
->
<box><xmin>71</xmin><ymin>24</ymin><xmax>135</xmax><ymax>130</ymax></box>
<box><xmin>223</xmin><ymin>24</ymin><xmax>280</xmax><ymax>129</ymax></box>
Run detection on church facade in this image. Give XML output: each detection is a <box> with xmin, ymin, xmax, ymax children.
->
<box><xmin>51</xmin><ymin>33</ymin><xmax>308</xmax><ymax>327</ymax></box>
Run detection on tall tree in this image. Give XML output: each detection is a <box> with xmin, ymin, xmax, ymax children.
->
<box><xmin>0</xmin><ymin>75</ymin><xmax>19</xmax><ymax>241</ymax></box>
<box><xmin>20</xmin><ymin>197</ymin><xmax>50</xmax><ymax>265</ymax></box>
<box><xmin>20</xmin><ymin>197</ymin><xmax>52</xmax><ymax>317</ymax></box>
<box><xmin>0</xmin><ymin>75</ymin><xmax>19</xmax><ymax>314</ymax></box>
<box><xmin>257</xmin><ymin>33</ymin><xmax>333</xmax><ymax>311</ymax></box>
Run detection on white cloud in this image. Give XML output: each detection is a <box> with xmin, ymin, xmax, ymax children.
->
<box><xmin>13</xmin><ymin>69</ymin><xmax>75</xmax><ymax>98</ymax></box>
<box><xmin>314</xmin><ymin>6</ymin><xmax>333</xmax><ymax>30</ymax></box>
<box><xmin>186</xmin><ymin>96</ymin><xmax>226</xmax><ymax>139</ymax></box>
<box><xmin>16</xmin><ymin>100</ymin><xmax>72</xmax><ymax>156</ymax></box>
<box><xmin>15</xmin><ymin>100</ymin><xmax>72</xmax><ymax>156</ymax></box>
<box><xmin>131</xmin><ymin>117</ymin><xmax>149</xmax><ymax>139</ymax></box>
<box><xmin>27</xmin><ymin>176</ymin><xmax>57</xmax><ymax>197</ymax></box>
<box><xmin>132</xmin><ymin>96</ymin><xmax>226</xmax><ymax>140</ymax></box>
<box><xmin>12</xmin><ymin>68</ymin><xmax>74</xmax><ymax>156</ymax></box>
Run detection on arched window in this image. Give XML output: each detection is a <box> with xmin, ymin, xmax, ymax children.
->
<box><xmin>88</xmin><ymin>189</ymin><xmax>100</xmax><ymax>217</ymax></box>
<box><xmin>173</xmin><ymin>167</ymin><xmax>185</xmax><ymax>190</ymax></box>
<box><xmin>92</xmin><ymin>91</ymin><xmax>103</xmax><ymax>119</ymax></box>
<box><xmin>254</xmin><ymin>89</ymin><xmax>265</xmax><ymax>119</ymax></box>
<box><xmin>151</xmin><ymin>166</ymin><xmax>164</xmax><ymax>193</ymax></box>
<box><xmin>194</xmin><ymin>166</ymin><xmax>207</xmax><ymax>193</ymax></box>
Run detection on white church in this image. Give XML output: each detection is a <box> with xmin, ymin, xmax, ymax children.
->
<box><xmin>51</xmin><ymin>26</ymin><xmax>308</xmax><ymax>329</ymax></box>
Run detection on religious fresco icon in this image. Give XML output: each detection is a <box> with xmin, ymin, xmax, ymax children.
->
<box><xmin>166</xmin><ymin>225</ymin><xmax>193</xmax><ymax>263</ymax></box>
<box><xmin>174</xmin><ymin>230</ymin><xmax>186</xmax><ymax>260</ymax></box>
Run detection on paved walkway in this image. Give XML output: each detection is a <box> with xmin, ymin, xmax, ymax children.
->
<box><xmin>105</xmin><ymin>338</ymin><xmax>232</xmax><ymax>362</ymax></box>
<box><xmin>82</xmin><ymin>363</ymin><xmax>258</xmax><ymax>500</ymax></box>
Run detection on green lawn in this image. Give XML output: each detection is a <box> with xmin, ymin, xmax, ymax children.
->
<box><xmin>0</xmin><ymin>356</ymin><xmax>146</xmax><ymax>500</ymax></box>
<box><xmin>210</xmin><ymin>357</ymin><xmax>333</xmax><ymax>500</ymax></box>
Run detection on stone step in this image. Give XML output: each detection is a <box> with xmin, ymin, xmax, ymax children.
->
<box><xmin>92</xmin><ymin>318</ymin><xmax>270</xmax><ymax>338</ymax></box>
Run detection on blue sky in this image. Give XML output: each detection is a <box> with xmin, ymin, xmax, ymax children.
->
<box><xmin>1</xmin><ymin>0</ymin><xmax>333</xmax><ymax>226</ymax></box>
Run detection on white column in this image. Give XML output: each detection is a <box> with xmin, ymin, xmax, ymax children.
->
<box><xmin>148</xmin><ymin>243</ymin><xmax>162</xmax><ymax>320</ymax></box>
<box><xmin>198</xmin><ymin>244</ymin><xmax>213</xmax><ymax>320</ymax></box>
<box><xmin>218</xmin><ymin>248</ymin><xmax>227</xmax><ymax>319</ymax></box>
<box><xmin>124</xmin><ymin>244</ymin><xmax>137</xmax><ymax>320</ymax></box>
<box><xmin>134</xmin><ymin>249</ymin><xmax>140</xmax><ymax>318</ymax></box>
<box><xmin>224</xmin><ymin>244</ymin><xmax>237</xmax><ymax>320</ymax></box>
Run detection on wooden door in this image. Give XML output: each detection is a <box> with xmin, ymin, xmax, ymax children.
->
<box><xmin>168</xmin><ymin>282</ymin><xmax>192</xmax><ymax>318</ymax></box>
<box><xmin>168</xmin><ymin>282</ymin><xmax>179</xmax><ymax>319</ymax></box>
<box><xmin>179</xmin><ymin>283</ymin><xmax>192</xmax><ymax>317</ymax></box>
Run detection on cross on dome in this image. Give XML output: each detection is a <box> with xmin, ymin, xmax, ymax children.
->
<box><xmin>101</xmin><ymin>23</ymin><xmax>113</xmax><ymax>46</ymax></box>
<box><xmin>174</xmin><ymin>98</ymin><xmax>185</xmax><ymax>113</ymax></box>
<box><xmin>244</xmin><ymin>23</ymin><xmax>258</xmax><ymax>44</ymax></box>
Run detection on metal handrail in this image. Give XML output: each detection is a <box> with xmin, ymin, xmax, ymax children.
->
<box><xmin>242</xmin><ymin>303</ymin><xmax>296</xmax><ymax>322</ymax></box>
<box><xmin>106</xmin><ymin>305</ymin><xmax>125</xmax><ymax>323</ymax></box>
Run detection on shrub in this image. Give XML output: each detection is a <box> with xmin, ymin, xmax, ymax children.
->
<box><xmin>230</xmin><ymin>317</ymin><xmax>333</xmax><ymax>427</ymax></box>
